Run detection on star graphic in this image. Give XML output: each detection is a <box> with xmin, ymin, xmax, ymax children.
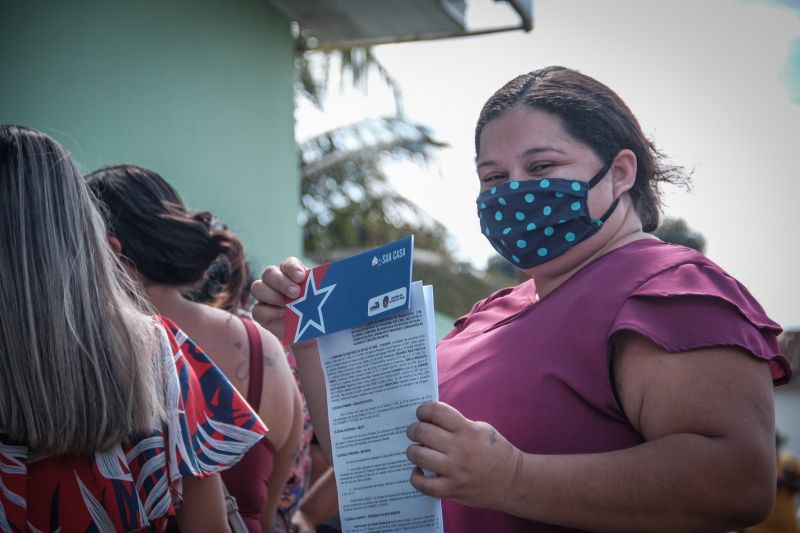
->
<box><xmin>287</xmin><ymin>270</ymin><xmax>336</xmax><ymax>343</ymax></box>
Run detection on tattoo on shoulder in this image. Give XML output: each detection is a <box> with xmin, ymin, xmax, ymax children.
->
<box><xmin>489</xmin><ymin>428</ymin><xmax>497</xmax><ymax>445</ymax></box>
<box><xmin>263</xmin><ymin>356</ymin><xmax>274</xmax><ymax>368</ymax></box>
<box><xmin>235</xmin><ymin>360</ymin><xmax>249</xmax><ymax>381</ymax></box>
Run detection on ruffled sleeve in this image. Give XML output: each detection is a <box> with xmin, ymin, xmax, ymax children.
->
<box><xmin>0</xmin><ymin>318</ymin><xmax>267</xmax><ymax>533</ymax></box>
<box><xmin>611</xmin><ymin>262</ymin><xmax>792</xmax><ymax>385</ymax></box>
<box><xmin>155</xmin><ymin>316</ymin><xmax>268</xmax><ymax>485</ymax></box>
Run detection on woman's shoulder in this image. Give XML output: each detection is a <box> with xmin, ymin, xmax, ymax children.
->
<box><xmin>611</xmin><ymin>241</ymin><xmax>791</xmax><ymax>384</ymax></box>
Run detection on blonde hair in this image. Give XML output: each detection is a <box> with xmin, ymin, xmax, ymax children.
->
<box><xmin>0</xmin><ymin>125</ymin><xmax>164</xmax><ymax>455</ymax></box>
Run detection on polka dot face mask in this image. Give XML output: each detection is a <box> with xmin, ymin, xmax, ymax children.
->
<box><xmin>476</xmin><ymin>163</ymin><xmax>618</xmax><ymax>269</ymax></box>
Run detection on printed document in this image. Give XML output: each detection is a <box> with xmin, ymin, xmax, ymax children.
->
<box><xmin>317</xmin><ymin>281</ymin><xmax>443</xmax><ymax>533</ymax></box>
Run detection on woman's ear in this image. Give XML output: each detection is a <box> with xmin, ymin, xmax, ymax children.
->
<box><xmin>107</xmin><ymin>236</ymin><xmax>123</xmax><ymax>257</ymax></box>
<box><xmin>610</xmin><ymin>149</ymin><xmax>637</xmax><ymax>197</ymax></box>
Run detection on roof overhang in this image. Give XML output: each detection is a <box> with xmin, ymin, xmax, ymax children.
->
<box><xmin>270</xmin><ymin>0</ymin><xmax>533</xmax><ymax>50</ymax></box>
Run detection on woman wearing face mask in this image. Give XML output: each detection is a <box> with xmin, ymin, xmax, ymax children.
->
<box><xmin>249</xmin><ymin>66</ymin><xmax>792</xmax><ymax>532</ymax></box>
<box><xmin>0</xmin><ymin>125</ymin><xmax>266</xmax><ymax>531</ymax></box>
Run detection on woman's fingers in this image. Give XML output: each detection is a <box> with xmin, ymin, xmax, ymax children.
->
<box><xmin>260</xmin><ymin>264</ymin><xmax>304</xmax><ymax>299</ymax></box>
<box><xmin>251</xmin><ymin>277</ymin><xmax>290</xmax><ymax>306</ymax></box>
<box><xmin>415</xmin><ymin>402</ymin><xmax>469</xmax><ymax>433</ymax></box>
<box><xmin>406</xmin><ymin>443</ymin><xmax>449</xmax><ymax>475</ymax></box>
<box><xmin>279</xmin><ymin>257</ymin><xmax>309</xmax><ymax>284</ymax></box>
<box><xmin>406</xmin><ymin>421</ymin><xmax>451</xmax><ymax>452</ymax></box>
<box><xmin>409</xmin><ymin>467</ymin><xmax>451</xmax><ymax>499</ymax></box>
<box><xmin>251</xmin><ymin>301</ymin><xmax>285</xmax><ymax>334</ymax></box>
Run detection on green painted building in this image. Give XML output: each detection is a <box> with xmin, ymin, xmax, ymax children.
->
<box><xmin>1</xmin><ymin>0</ymin><xmax>529</xmax><ymax>339</ymax></box>
<box><xmin>1</xmin><ymin>0</ymin><xmax>300</xmax><ymax>267</ymax></box>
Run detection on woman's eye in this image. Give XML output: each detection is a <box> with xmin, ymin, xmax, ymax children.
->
<box><xmin>529</xmin><ymin>163</ymin><xmax>553</xmax><ymax>174</ymax></box>
<box><xmin>481</xmin><ymin>174</ymin><xmax>505</xmax><ymax>183</ymax></box>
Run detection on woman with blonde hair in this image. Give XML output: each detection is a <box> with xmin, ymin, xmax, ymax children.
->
<box><xmin>0</xmin><ymin>124</ymin><xmax>266</xmax><ymax>531</ymax></box>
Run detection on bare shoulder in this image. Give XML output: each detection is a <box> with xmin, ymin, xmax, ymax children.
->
<box><xmin>175</xmin><ymin>302</ymin><xmax>248</xmax><ymax>365</ymax></box>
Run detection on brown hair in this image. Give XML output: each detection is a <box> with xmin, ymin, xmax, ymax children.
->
<box><xmin>86</xmin><ymin>165</ymin><xmax>247</xmax><ymax>301</ymax></box>
<box><xmin>475</xmin><ymin>66</ymin><xmax>690</xmax><ymax>231</ymax></box>
<box><xmin>0</xmin><ymin>126</ymin><xmax>164</xmax><ymax>454</ymax></box>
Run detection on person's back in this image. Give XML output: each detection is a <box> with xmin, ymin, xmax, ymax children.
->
<box><xmin>0</xmin><ymin>125</ymin><xmax>266</xmax><ymax>532</ymax></box>
<box><xmin>154</xmin><ymin>291</ymin><xmax>303</xmax><ymax>532</ymax></box>
<box><xmin>88</xmin><ymin>164</ymin><xmax>303</xmax><ymax>532</ymax></box>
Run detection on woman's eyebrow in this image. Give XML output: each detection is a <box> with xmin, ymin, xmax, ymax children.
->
<box><xmin>477</xmin><ymin>146</ymin><xmax>566</xmax><ymax>168</ymax></box>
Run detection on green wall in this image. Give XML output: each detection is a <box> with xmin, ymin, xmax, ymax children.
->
<box><xmin>0</xmin><ymin>0</ymin><xmax>301</xmax><ymax>269</ymax></box>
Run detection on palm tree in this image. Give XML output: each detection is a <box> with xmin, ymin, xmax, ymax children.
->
<box><xmin>293</xmin><ymin>42</ymin><xmax>517</xmax><ymax>317</ymax></box>
<box><xmin>294</xmin><ymin>41</ymin><xmax>450</xmax><ymax>257</ymax></box>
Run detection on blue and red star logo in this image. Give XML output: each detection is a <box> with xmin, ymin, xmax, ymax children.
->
<box><xmin>287</xmin><ymin>270</ymin><xmax>336</xmax><ymax>343</ymax></box>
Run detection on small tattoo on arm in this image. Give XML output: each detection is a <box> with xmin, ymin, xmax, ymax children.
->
<box><xmin>263</xmin><ymin>356</ymin><xmax>274</xmax><ymax>368</ymax></box>
<box><xmin>234</xmin><ymin>340</ymin><xmax>243</xmax><ymax>349</ymax></box>
<box><xmin>489</xmin><ymin>428</ymin><xmax>497</xmax><ymax>445</ymax></box>
<box><xmin>235</xmin><ymin>360</ymin><xmax>249</xmax><ymax>381</ymax></box>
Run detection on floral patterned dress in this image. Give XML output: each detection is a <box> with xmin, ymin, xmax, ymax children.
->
<box><xmin>0</xmin><ymin>316</ymin><xmax>267</xmax><ymax>532</ymax></box>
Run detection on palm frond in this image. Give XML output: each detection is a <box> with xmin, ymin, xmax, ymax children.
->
<box><xmin>294</xmin><ymin>41</ymin><xmax>405</xmax><ymax>115</ymax></box>
<box><xmin>300</xmin><ymin>116</ymin><xmax>446</xmax><ymax>181</ymax></box>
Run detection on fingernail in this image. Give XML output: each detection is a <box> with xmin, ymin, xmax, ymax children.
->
<box><xmin>294</xmin><ymin>268</ymin><xmax>305</xmax><ymax>280</ymax></box>
<box><xmin>288</xmin><ymin>285</ymin><xmax>299</xmax><ymax>296</ymax></box>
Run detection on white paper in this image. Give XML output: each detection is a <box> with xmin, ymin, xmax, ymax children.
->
<box><xmin>317</xmin><ymin>281</ymin><xmax>443</xmax><ymax>533</ymax></box>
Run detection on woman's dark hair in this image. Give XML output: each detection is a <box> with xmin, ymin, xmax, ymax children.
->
<box><xmin>183</xmin><ymin>217</ymin><xmax>256</xmax><ymax>314</ymax></box>
<box><xmin>86</xmin><ymin>165</ymin><xmax>247</xmax><ymax>300</ymax></box>
<box><xmin>475</xmin><ymin>66</ymin><xmax>690</xmax><ymax>231</ymax></box>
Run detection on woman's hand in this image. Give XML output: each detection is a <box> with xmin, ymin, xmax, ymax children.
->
<box><xmin>406</xmin><ymin>402</ymin><xmax>523</xmax><ymax>510</ymax></box>
<box><xmin>289</xmin><ymin>510</ymin><xmax>316</xmax><ymax>533</ymax></box>
<box><xmin>251</xmin><ymin>257</ymin><xmax>316</xmax><ymax>350</ymax></box>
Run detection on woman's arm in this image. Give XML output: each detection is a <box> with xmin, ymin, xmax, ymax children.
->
<box><xmin>252</xmin><ymin>258</ymin><xmax>332</xmax><ymax>463</ymax></box>
<box><xmin>257</xmin><ymin>330</ymin><xmax>304</xmax><ymax>530</ymax></box>
<box><xmin>408</xmin><ymin>332</ymin><xmax>776</xmax><ymax>532</ymax></box>
<box><xmin>175</xmin><ymin>474</ymin><xmax>231</xmax><ymax>533</ymax></box>
<box><xmin>291</xmin><ymin>467</ymin><xmax>340</xmax><ymax>533</ymax></box>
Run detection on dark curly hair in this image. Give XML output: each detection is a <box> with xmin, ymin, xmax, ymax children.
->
<box><xmin>86</xmin><ymin>164</ymin><xmax>246</xmax><ymax>305</ymax></box>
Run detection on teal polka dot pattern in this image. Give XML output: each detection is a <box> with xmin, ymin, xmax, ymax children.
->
<box><xmin>475</xmin><ymin>171</ymin><xmax>613</xmax><ymax>269</ymax></box>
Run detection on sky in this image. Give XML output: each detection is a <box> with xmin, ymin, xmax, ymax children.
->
<box><xmin>296</xmin><ymin>0</ymin><xmax>800</xmax><ymax>329</ymax></box>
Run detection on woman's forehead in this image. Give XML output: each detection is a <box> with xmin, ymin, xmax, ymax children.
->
<box><xmin>477</xmin><ymin>108</ymin><xmax>582</xmax><ymax>163</ymax></box>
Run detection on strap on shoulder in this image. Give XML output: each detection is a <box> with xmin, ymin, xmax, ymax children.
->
<box><xmin>239</xmin><ymin>317</ymin><xmax>264</xmax><ymax>409</ymax></box>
